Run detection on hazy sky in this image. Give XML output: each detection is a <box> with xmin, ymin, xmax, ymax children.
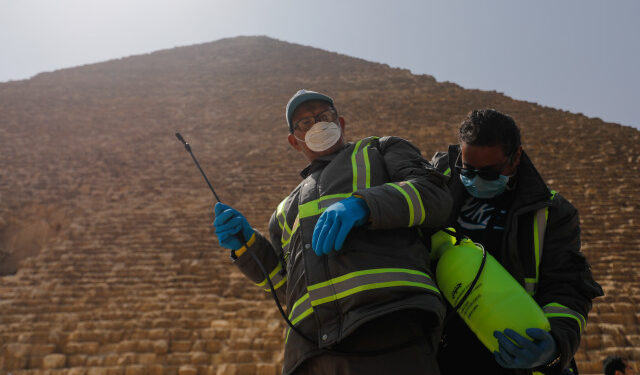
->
<box><xmin>2</xmin><ymin>0</ymin><xmax>638</xmax><ymax>129</ymax></box>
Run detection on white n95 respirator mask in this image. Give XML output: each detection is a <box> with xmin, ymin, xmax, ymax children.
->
<box><xmin>301</xmin><ymin>121</ymin><xmax>342</xmax><ymax>152</ymax></box>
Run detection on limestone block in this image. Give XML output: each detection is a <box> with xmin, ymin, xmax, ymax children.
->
<box><xmin>191</xmin><ymin>351</ymin><xmax>210</xmax><ymax>364</ymax></box>
<box><xmin>42</xmin><ymin>353</ymin><xmax>66</xmax><ymax>369</ymax></box>
<box><xmin>135</xmin><ymin>340</ymin><xmax>154</xmax><ymax>352</ymax></box>
<box><xmin>167</xmin><ymin>353</ymin><xmax>192</xmax><ymax>365</ymax></box>
<box><xmin>216</xmin><ymin>364</ymin><xmax>237</xmax><ymax>375</ymax></box>
<box><xmin>117</xmin><ymin>352</ymin><xmax>138</xmax><ymax>366</ymax></box>
<box><xmin>64</xmin><ymin>342</ymin><xmax>82</xmax><ymax>354</ymax></box>
<box><xmin>31</xmin><ymin>344</ymin><xmax>56</xmax><ymax>356</ymax></box>
<box><xmin>255</xmin><ymin>363</ymin><xmax>278</xmax><ymax>375</ymax></box>
<box><xmin>87</xmin><ymin>368</ymin><xmax>108</xmax><ymax>375</ymax></box>
<box><xmin>171</xmin><ymin>328</ymin><xmax>192</xmax><ymax>340</ymax></box>
<box><xmin>69</xmin><ymin>368</ymin><xmax>88</xmax><ymax>375</ymax></box>
<box><xmin>68</xmin><ymin>354</ymin><xmax>88</xmax><ymax>366</ymax></box>
<box><xmin>102</xmin><ymin>353</ymin><xmax>119</xmax><ymax>366</ymax></box>
<box><xmin>178</xmin><ymin>365</ymin><xmax>198</xmax><ymax>375</ymax></box>
<box><xmin>153</xmin><ymin>318</ymin><xmax>173</xmax><ymax>328</ymax></box>
<box><xmin>117</xmin><ymin>340</ymin><xmax>137</xmax><ymax>353</ymax></box>
<box><xmin>138</xmin><ymin>352</ymin><xmax>158</xmax><ymax>364</ymax></box>
<box><xmin>153</xmin><ymin>339</ymin><xmax>169</xmax><ymax>354</ymax></box>
<box><xmin>201</xmin><ymin>329</ymin><xmax>216</xmax><ymax>340</ymax></box>
<box><xmin>84</xmin><ymin>341</ymin><xmax>101</xmax><ymax>355</ymax></box>
<box><xmin>4</xmin><ymin>343</ymin><xmax>30</xmax><ymax>370</ymax></box>
<box><xmin>125</xmin><ymin>365</ymin><xmax>147</xmax><ymax>375</ymax></box>
<box><xmin>205</xmin><ymin>340</ymin><xmax>222</xmax><ymax>353</ymax></box>
<box><xmin>235</xmin><ymin>364</ymin><xmax>257</xmax><ymax>375</ymax></box>
<box><xmin>170</xmin><ymin>340</ymin><xmax>192</xmax><ymax>352</ymax></box>
<box><xmin>149</xmin><ymin>328</ymin><xmax>168</xmax><ymax>340</ymax></box>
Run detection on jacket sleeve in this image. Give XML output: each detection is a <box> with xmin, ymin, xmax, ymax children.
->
<box><xmin>355</xmin><ymin>136</ymin><xmax>453</xmax><ymax>230</ymax></box>
<box><xmin>232</xmin><ymin>210</ymin><xmax>287</xmax><ymax>302</ymax></box>
<box><xmin>533</xmin><ymin>193</ymin><xmax>603</xmax><ymax>373</ymax></box>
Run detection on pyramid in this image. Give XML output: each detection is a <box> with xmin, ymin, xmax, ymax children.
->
<box><xmin>0</xmin><ymin>36</ymin><xmax>638</xmax><ymax>374</ymax></box>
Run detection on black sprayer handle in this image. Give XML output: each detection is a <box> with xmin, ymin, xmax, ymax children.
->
<box><xmin>175</xmin><ymin>132</ymin><xmax>221</xmax><ymax>202</ymax></box>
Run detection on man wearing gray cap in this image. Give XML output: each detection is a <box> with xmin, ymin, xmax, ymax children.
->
<box><xmin>213</xmin><ymin>89</ymin><xmax>452</xmax><ymax>374</ymax></box>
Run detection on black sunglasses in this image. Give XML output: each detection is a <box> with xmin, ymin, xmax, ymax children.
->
<box><xmin>455</xmin><ymin>153</ymin><xmax>513</xmax><ymax>181</ymax></box>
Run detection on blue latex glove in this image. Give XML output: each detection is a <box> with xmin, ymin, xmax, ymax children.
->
<box><xmin>493</xmin><ymin>328</ymin><xmax>558</xmax><ymax>369</ymax></box>
<box><xmin>312</xmin><ymin>196</ymin><xmax>370</xmax><ymax>256</ymax></box>
<box><xmin>213</xmin><ymin>202</ymin><xmax>255</xmax><ymax>250</ymax></box>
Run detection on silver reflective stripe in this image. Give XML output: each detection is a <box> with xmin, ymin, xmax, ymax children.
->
<box><xmin>281</xmin><ymin>214</ymin><xmax>299</xmax><ymax>248</ymax></box>
<box><xmin>543</xmin><ymin>303</ymin><xmax>586</xmax><ymax>332</ymax></box>
<box><xmin>525</xmin><ymin>280</ymin><xmax>536</xmax><ymax>295</ymax></box>
<box><xmin>256</xmin><ymin>263</ymin><xmax>286</xmax><ymax>291</ymax></box>
<box><xmin>307</xmin><ymin>270</ymin><xmax>436</xmax><ymax>306</ymax></box>
<box><xmin>276</xmin><ymin>197</ymin><xmax>288</xmax><ymax>231</ymax></box>
<box><xmin>403</xmin><ymin>182</ymin><xmax>425</xmax><ymax>226</ymax></box>
<box><xmin>285</xmin><ymin>293</ymin><xmax>313</xmax><ymax>343</ymax></box>
<box><xmin>318</xmin><ymin>197</ymin><xmax>347</xmax><ymax>210</ymax></box>
<box><xmin>354</xmin><ymin>142</ymin><xmax>370</xmax><ymax>190</ymax></box>
<box><xmin>528</xmin><ymin>206</ymin><xmax>549</xmax><ymax>296</ymax></box>
<box><xmin>386</xmin><ymin>182</ymin><xmax>425</xmax><ymax>226</ymax></box>
<box><xmin>534</xmin><ymin>208</ymin><xmax>547</xmax><ymax>260</ymax></box>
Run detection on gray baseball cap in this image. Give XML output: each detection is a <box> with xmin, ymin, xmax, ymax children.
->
<box><xmin>286</xmin><ymin>89</ymin><xmax>334</xmax><ymax>133</ymax></box>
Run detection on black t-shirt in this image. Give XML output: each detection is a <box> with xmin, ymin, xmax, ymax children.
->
<box><xmin>438</xmin><ymin>188</ymin><xmax>517</xmax><ymax>375</ymax></box>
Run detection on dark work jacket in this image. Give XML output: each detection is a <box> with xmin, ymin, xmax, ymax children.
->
<box><xmin>431</xmin><ymin>145</ymin><xmax>603</xmax><ymax>375</ymax></box>
<box><xmin>234</xmin><ymin>137</ymin><xmax>453</xmax><ymax>374</ymax></box>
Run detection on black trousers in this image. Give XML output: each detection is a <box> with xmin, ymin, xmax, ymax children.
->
<box><xmin>293</xmin><ymin>309</ymin><xmax>441</xmax><ymax>375</ymax></box>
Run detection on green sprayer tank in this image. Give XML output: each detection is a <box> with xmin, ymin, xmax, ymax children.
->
<box><xmin>431</xmin><ymin>230</ymin><xmax>550</xmax><ymax>352</ymax></box>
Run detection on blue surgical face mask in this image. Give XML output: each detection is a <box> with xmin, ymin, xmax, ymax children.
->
<box><xmin>460</xmin><ymin>174</ymin><xmax>509</xmax><ymax>199</ymax></box>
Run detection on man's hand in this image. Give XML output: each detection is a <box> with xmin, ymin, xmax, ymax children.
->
<box><xmin>213</xmin><ymin>202</ymin><xmax>255</xmax><ymax>250</ymax></box>
<box><xmin>493</xmin><ymin>328</ymin><xmax>558</xmax><ymax>369</ymax></box>
<box><xmin>312</xmin><ymin>196</ymin><xmax>370</xmax><ymax>256</ymax></box>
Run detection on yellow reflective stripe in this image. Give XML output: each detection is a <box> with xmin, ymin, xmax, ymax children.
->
<box><xmin>270</xmin><ymin>275</ymin><xmax>288</xmax><ymax>291</ymax></box>
<box><xmin>406</xmin><ymin>181</ymin><xmax>426</xmax><ymax>225</ymax></box>
<box><xmin>276</xmin><ymin>197</ymin><xmax>290</xmax><ymax>231</ymax></box>
<box><xmin>387</xmin><ymin>183</ymin><xmax>414</xmax><ymax>226</ymax></box>
<box><xmin>284</xmin><ymin>268</ymin><xmax>439</xmax><ymax>343</ymax></box>
<box><xmin>285</xmin><ymin>293</ymin><xmax>313</xmax><ymax>344</ymax></box>
<box><xmin>351</xmin><ymin>139</ymin><xmax>364</xmax><ymax>191</ymax></box>
<box><xmin>385</xmin><ymin>182</ymin><xmax>424</xmax><ymax>226</ymax></box>
<box><xmin>532</xmin><ymin>208</ymin><xmax>547</xmax><ymax>291</ymax></box>
<box><xmin>363</xmin><ymin>143</ymin><xmax>372</xmax><ymax>189</ymax></box>
<box><xmin>312</xmin><ymin>280</ymin><xmax>438</xmax><ymax>307</ymax></box>
<box><xmin>543</xmin><ymin>303</ymin><xmax>586</xmax><ymax>332</ymax></box>
<box><xmin>256</xmin><ymin>262</ymin><xmax>287</xmax><ymax>292</ymax></box>
<box><xmin>307</xmin><ymin>268</ymin><xmax>439</xmax><ymax>306</ymax></box>
<box><xmin>443</xmin><ymin>167</ymin><xmax>451</xmax><ymax>176</ymax></box>
<box><xmin>234</xmin><ymin>232</ymin><xmax>256</xmax><ymax>257</ymax></box>
<box><xmin>524</xmin><ymin>278</ymin><xmax>537</xmax><ymax>296</ymax></box>
<box><xmin>282</xmin><ymin>215</ymin><xmax>300</xmax><ymax>248</ymax></box>
<box><xmin>351</xmin><ymin>138</ymin><xmax>374</xmax><ymax>191</ymax></box>
<box><xmin>529</xmin><ymin>191</ymin><xmax>556</xmax><ymax>295</ymax></box>
<box><xmin>308</xmin><ymin>267</ymin><xmax>430</xmax><ymax>290</ymax></box>
<box><xmin>298</xmin><ymin>193</ymin><xmax>352</xmax><ymax>218</ymax></box>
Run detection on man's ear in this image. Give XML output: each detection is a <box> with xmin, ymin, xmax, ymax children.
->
<box><xmin>288</xmin><ymin>133</ymin><xmax>302</xmax><ymax>151</ymax></box>
<box><xmin>511</xmin><ymin>146</ymin><xmax>523</xmax><ymax>168</ymax></box>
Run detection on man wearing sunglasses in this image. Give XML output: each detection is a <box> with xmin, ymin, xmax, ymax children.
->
<box><xmin>214</xmin><ymin>90</ymin><xmax>453</xmax><ymax>374</ymax></box>
<box><xmin>431</xmin><ymin>109</ymin><xmax>602</xmax><ymax>375</ymax></box>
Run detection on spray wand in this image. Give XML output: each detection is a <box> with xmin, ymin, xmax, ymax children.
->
<box><xmin>174</xmin><ymin>132</ymin><xmax>315</xmax><ymax>344</ymax></box>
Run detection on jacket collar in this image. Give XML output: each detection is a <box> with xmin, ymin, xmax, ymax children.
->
<box><xmin>299</xmin><ymin>143</ymin><xmax>351</xmax><ymax>179</ymax></box>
